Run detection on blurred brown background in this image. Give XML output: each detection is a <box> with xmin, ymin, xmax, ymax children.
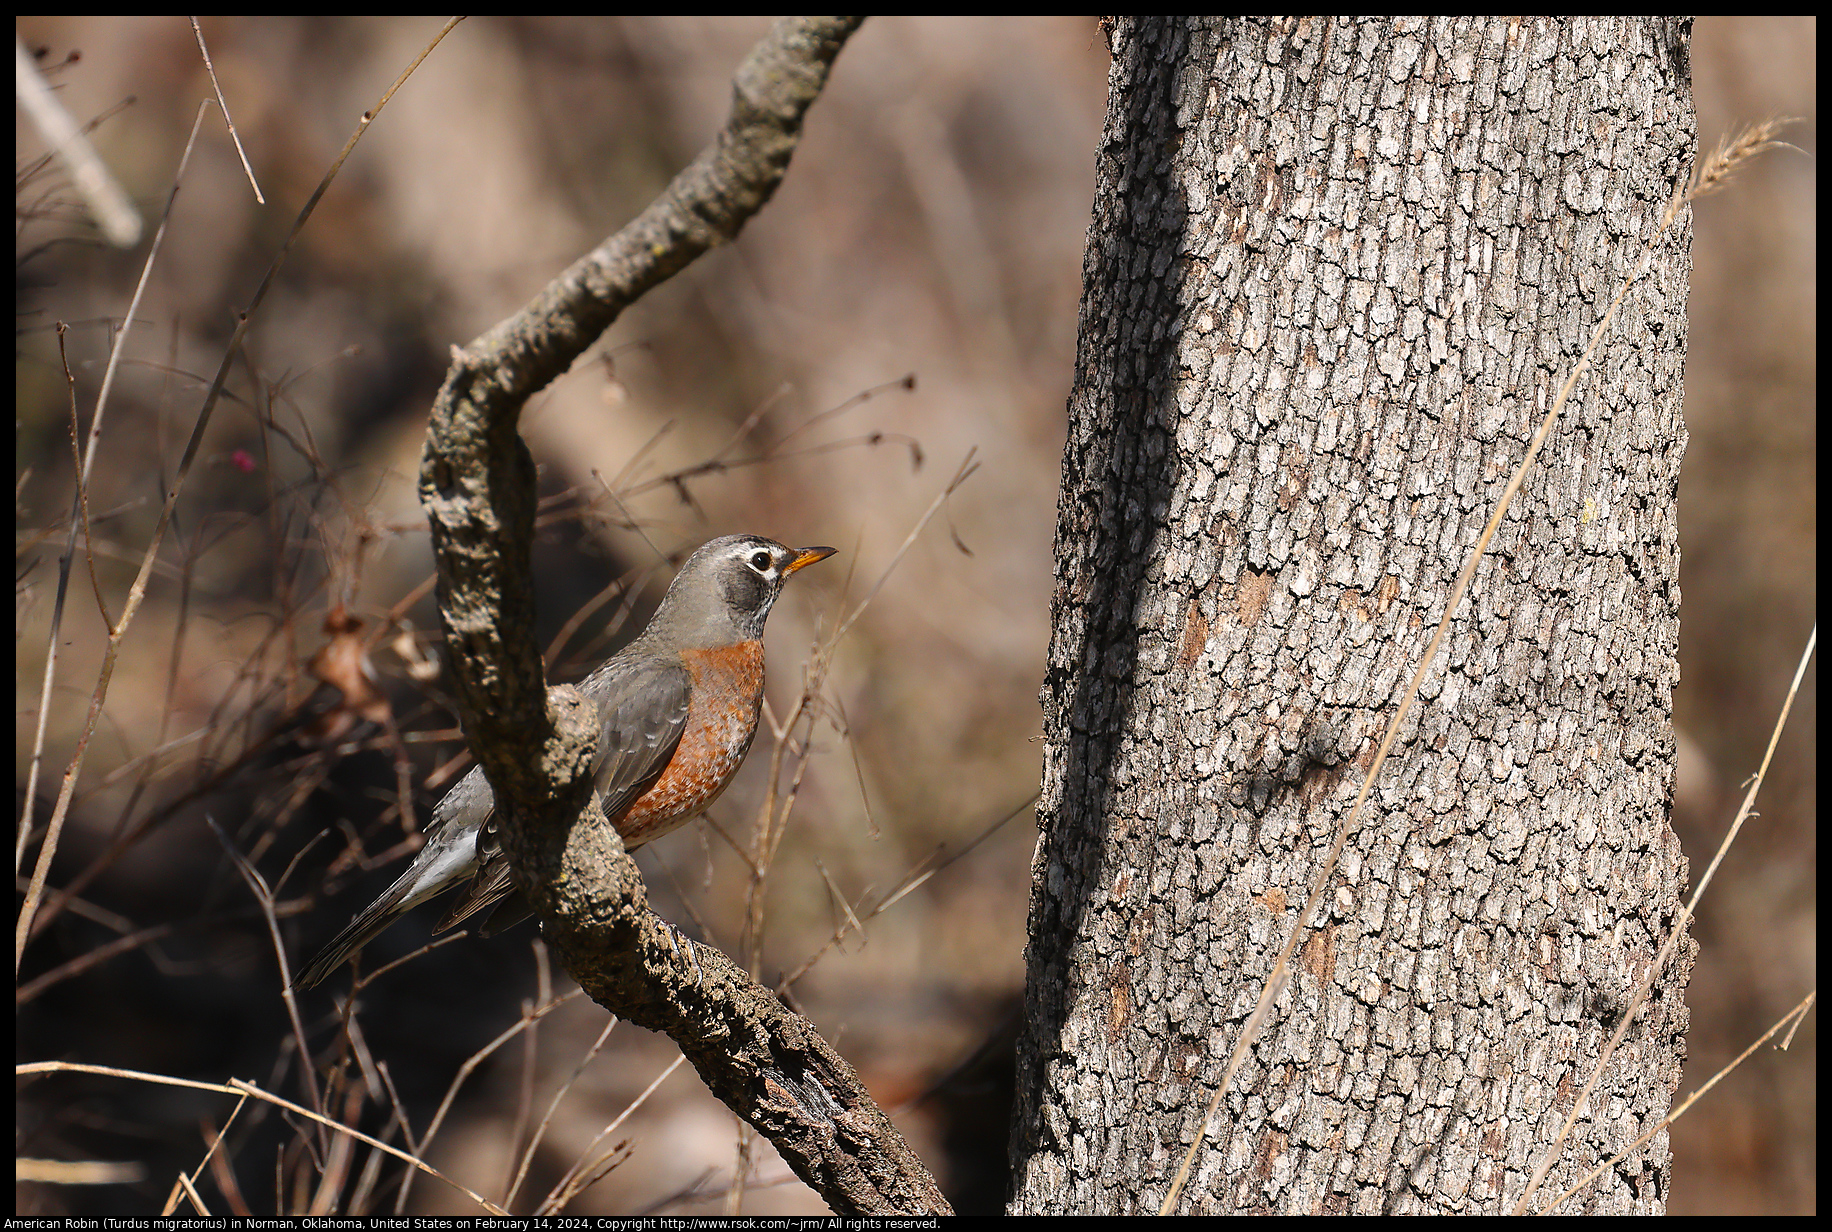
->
<box><xmin>15</xmin><ymin>17</ymin><xmax>1813</xmax><ymax>1215</ymax></box>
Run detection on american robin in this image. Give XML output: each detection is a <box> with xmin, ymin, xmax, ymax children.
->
<box><xmin>293</xmin><ymin>535</ymin><xmax>835</xmax><ymax>988</ymax></box>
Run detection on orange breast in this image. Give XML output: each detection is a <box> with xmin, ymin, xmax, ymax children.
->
<box><xmin>614</xmin><ymin>640</ymin><xmax>766</xmax><ymax>847</ymax></box>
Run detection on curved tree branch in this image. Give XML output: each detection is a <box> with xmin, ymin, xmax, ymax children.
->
<box><xmin>418</xmin><ymin>16</ymin><xmax>949</xmax><ymax>1216</ymax></box>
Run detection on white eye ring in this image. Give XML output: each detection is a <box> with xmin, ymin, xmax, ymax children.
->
<box><xmin>748</xmin><ymin>550</ymin><xmax>774</xmax><ymax>573</ymax></box>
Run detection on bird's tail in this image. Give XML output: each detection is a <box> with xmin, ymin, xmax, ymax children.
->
<box><xmin>291</xmin><ymin>823</ymin><xmax>485</xmax><ymax>989</ymax></box>
<box><xmin>292</xmin><ymin>874</ymin><xmax>424</xmax><ymax>989</ymax></box>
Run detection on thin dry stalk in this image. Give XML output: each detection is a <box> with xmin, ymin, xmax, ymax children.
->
<box><xmin>14</xmin><ymin>1061</ymin><xmax>505</xmax><ymax>1213</ymax></box>
<box><xmin>1542</xmin><ymin>991</ymin><xmax>1816</xmax><ymax>1213</ymax></box>
<box><xmin>736</xmin><ymin>450</ymin><xmax>978</xmax><ymax>979</ymax></box>
<box><xmin>17</xmin><ymin>98</ymin><xmax>205</xmax><ymax>910</ymax></box>
<box><xmin>778</xmin><ymin>791</ymin><xmax>1037</xmax><ymax>990</ymax></box>
<box><xmin>739</xmin><ymin>639</ymin><xmax>832</xmax><ymax>975</ymax></box>
<box><xmin>201</xmin><ymin>1112</ymin><xmax>256</xmax><ymax>1216</ymax></box>
<box><xmin>189</xmin><ymin>17</ymin><xmax>264</xmax><ymax>203</ymax></box>
<box><xmin>542</xmin><ymin>1055</ymin><xmax>688</xmax><ymax>1211</ymax></box>
<box><xmin>353</xmin><ymin>1064</ymin><xmax>416</xmax><ymax>1213</ymax></box>
<box><xmin>504</xmin><ymin>1017</ymin><xmax>616</xmax><ymax>1210</ymax></box>
<box><xmin>1687</xmin><ymin>117</ymin><xmax>1800</xmax><ymax>201</ymax></box>
<box><xmin>385</xmin><ymin>986</ymin><xmax>582</xmax><ymax>1214</ymax></box>
<box><xmin>165</xmin><ymin>1097</ymin><xmax>251</xmax><ymax>1216</ymax></box>
<box><xmin>208</xmin><ymin>817</ymin><xmax>326</xmax><ymax>1127</ymax></box>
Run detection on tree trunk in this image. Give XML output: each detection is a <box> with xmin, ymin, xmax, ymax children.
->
<box><xmin>1011</xmin><ymin>16</ymin><xmax>1694</xmax><ymax>1215</ymax></box>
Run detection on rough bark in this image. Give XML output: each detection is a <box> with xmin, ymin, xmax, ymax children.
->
<box><xmin>1011</xmin><ymin>16</ymin><xmax>1694</xmax><ymax>1214</ymax></box>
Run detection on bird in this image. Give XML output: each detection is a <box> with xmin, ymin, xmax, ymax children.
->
<box><xmin>292</xmin><ymin>534</ymin><xmax>836</xmax><ymax>989</ymax></box>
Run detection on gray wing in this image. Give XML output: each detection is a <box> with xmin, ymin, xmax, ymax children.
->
<box><xmin>582</xmin><ymin>652</ymin><xmax>692</xmax><ymax>834</ymax></box>
<box><xmin>435</xmin><ymin>653</ymin><xmax>691</xmax><ymax>934</ymax></box>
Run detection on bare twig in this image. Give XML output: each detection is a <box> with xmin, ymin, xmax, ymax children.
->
<box><xmin>189</xmin><ymin>17</ymin><xmax>264</xmax><ymax>201</ymax></box>
<box><xmin>13</xmin><ymin>1061</ymin><xmax>508</xmax><ymax>1213</ymax></box>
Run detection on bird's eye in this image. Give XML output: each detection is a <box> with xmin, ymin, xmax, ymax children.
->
<box><xmin>749</xmin><ymin>550</ymin><xmax>773</xmax><ymax>572</ymax></box>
